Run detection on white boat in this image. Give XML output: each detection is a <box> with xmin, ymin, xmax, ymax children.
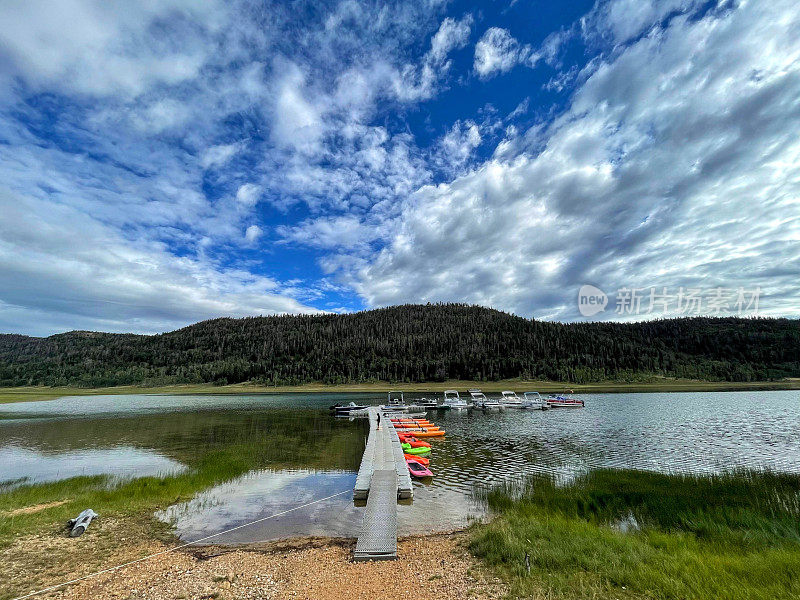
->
<box><xmin>417</xmin><ymin>397</ymin><xmax>439</xmax><ymax>409</ymax></box>
<box><xmin>330</xmin><ymin>401</ymin><xmax>369</xmax><ymax>415</ymax></box>
<box><xmin>546</xmin><ymin>390</ymin><xmax>585</xmax><ymax>408</ymax></box>
<box><xmin>380</xmin><ymin>390</ymin><xmax>409</xmax><ymax>412</ymax></box>
<box><xmin>441</xmin><ymin>389</ymin><xmax>469</xmax><ymax>410</ymax></box>
<box><xmin>379</xmin><ymin>391</ymin><xmax>427</xmax><ymax>413</ymax></box>
<box><xmin>470</xmin><ymin>389</ymin><xmax>503</xmax><ymax>411</ymax></box>
<box><xmin>500</xmin><ymin>390</ymin><xmax>524</xmax><ymax>408</ymax></box>
<box><xmin>521</xmin><ymin>391</ymin><xmax>549</xmax><ymax>410</ymax></box>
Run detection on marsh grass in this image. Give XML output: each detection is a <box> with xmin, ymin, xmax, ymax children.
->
<box><xmin>470</xmin><ymin>470</ymin><xmax>800</xmax><ymax>599</ymax></box>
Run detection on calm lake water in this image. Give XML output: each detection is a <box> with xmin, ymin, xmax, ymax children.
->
<box><xmin>2</xmin><ymin>391</ymin><xmax>799</xmax><ymax>542</ymax></box>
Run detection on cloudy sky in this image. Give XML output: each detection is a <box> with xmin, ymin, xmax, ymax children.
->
<box><xmin>1</xmin><ymin>0</ymin><xmax>798</xmax><ymax>336</ymax></box>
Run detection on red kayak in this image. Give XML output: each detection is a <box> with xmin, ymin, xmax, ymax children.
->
<box><xmin>396</xmin><ymin>436</ymin><xmax>431</xmax><ymax>448</ymax></box>
<box><xmin>406</xmin><ymin>458</ymin><xmax>433</xmax><ymax>478</ymax></box>
<box><xmin>404</xmin><ymin>453</ymin><xmax>429</xmax><ymax>465</ymax></box>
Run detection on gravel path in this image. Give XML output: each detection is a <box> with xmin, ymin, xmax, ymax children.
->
<box><xmin>44</xmin><ymin>533</ymin><xmax>507</xmax><ymax>600</ymax></box>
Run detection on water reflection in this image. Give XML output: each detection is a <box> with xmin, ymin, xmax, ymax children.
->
<box><xmin>0</xmin><ymin>446</ymin><xmax>185</xmax><ymax>486</ymax></box>
<box><xmin>2</xmin><ymin>390</ymin><xmax>799</xmax><ymax>542</ymax></box>
<box><xmin>158</xmin><ymin>470</ymin><xmax>360</xmax><ymax>542</ymax></box>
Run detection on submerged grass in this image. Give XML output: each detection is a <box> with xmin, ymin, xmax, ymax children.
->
<box><xmin>0</xmin><ymin>428</ymin><xmax>360</xmax><ymax>544</ymax></box>
<box><xmin>0</xmin><ymin>414</ymin><xmax>364</xmax><ymax>599</ymax></box>
<box><xmin>470</xmin><ymin>470</ymin><xmax>800</xmax><ymax>600</ymax></box>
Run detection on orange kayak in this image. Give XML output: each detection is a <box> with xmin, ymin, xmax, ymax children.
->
<box><xmin>405</xmin><ymin>429</ymin><xmax>444</xmax><ymax>437</ymax></box>
<box><xmin>394</xmin><ymin>425</ymin><xmax>441</xmax><ymax>435</ymax></box>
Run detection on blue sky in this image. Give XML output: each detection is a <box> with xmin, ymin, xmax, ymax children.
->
<box><xmin>1</xmin><ymin>0</ymin><xmax>798</xmax><ymax>336</ymax></box>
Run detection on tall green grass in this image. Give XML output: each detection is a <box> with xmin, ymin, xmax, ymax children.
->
<box><xmin>470</xmin><ymin>470</ymin><xmax>800</xmax><ymax>599</ymax></box>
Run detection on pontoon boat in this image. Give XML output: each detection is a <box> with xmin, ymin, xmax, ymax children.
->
<box><xmin>546</xmin><ymin>390</ymin><xmax>585</xmax><ymax>408</ymax></box>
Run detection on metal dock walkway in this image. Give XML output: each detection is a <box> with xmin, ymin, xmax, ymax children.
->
<box><xmin>353</xmin><ymin>407</ymin><xmax>413</xmax><ymax>561</ymax></box>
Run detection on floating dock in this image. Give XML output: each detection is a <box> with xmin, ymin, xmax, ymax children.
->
<box><xmin>353</xmin><ymin>407</ymin><xmax>413</xmax><ymax>561</ymax></box>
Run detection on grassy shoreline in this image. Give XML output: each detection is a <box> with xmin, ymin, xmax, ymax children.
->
<box><xmin>2</xmin><ymin>377</ymin><xmax>799</xmax><ymax>403</ymax></box>
<box><xmin>470</xmin><ymin>469</ymin><xmax>800</xmax><ymax>599</ymax></box>
<box><xmin>5</xmin><ymin>469</ymin><xmax>800</xmax><ymax>599</ymax></box>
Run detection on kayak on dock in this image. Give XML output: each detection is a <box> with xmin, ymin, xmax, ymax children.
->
<box><xmin>406</xmin><ymin>459</ymin><xmax>433</xmax><ymax>478</ymax></box>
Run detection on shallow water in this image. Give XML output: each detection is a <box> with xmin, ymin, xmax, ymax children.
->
<box><xmin>2</xmin><ymin>390</ymin><xmax>799</xmax><ymax>541</ymax></box>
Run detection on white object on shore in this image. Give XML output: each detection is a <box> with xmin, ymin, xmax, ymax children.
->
<box><xmin>69</xmin><ymin>509</ymin><xmax>99</xmax><ymax>537</ymax></box>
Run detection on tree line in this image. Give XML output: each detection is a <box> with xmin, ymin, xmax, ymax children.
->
<box><xmin>0</xmin><ymin>304</ymin><xmax>797</xmax><ymax>387</ymax></box>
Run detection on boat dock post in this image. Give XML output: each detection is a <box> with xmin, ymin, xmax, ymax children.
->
<box><xmin>353</xmin><ymin>407</ymin><xmax>412</xmax><ymax>561</ymax></box>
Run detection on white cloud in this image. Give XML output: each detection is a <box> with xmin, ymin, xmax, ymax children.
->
<box><xmin>473</xmin><ymin>26</ymin><xmax>568</xmax><ymax>80</ymax></box>
<box><xmin>270</xmin><ymin>61</ymin><xmax>324</xmax><ymax>155</ymax></box>
<box><xmin>434</xmin><ymin>120</ymin><xmax>483</xmax><ymax>174</ymax></box>
<box><xmin>474</xmin><ymin>28</ymin><xmax>528</xmax><ymax>78</ymax></box>
<box><xmin>0</xmin><ymin>0</ymin><xmax>221</xmax><ymax>97</ymax></box>
<box><xmin>278</xmin><ymin>216</ymin><xmax>380</xmax><ymax>251</ymax></box>
<box><xmin>0</xmin><ymin>189</ymin><xmax>316</xmax><ymax>336</ymax></box>
<box><xmin>582</xmin><ymin>0</ymin><xmax>704</xmax><ymax>46</ymax></box>
<box><xmin>338</xmin><ymin>0</ymin><xmax>800</xmax><ymax>320</ymax></box>
<box><xmin>200</xmin><ymin>142</ymin><xmax>243</xmax><ymax>169</ymax></box>
<box><xmin>132</xmin><ymin>99</ymin><xmax>191</xmax><ymax>133</ymax></box>
<box><xmin>429</xmin><ymin>15</ymin><xmax>473</xmax><ymax>64</ymax></box>
<box><xmin>235</xmin><ymin>183</ymin><xmax>262</xmax><ymax>207</ymax></box>
<box><xmin>244</xmin><ymin>224</ymin><xmax>263</xmax><ymax>243</ymax></box>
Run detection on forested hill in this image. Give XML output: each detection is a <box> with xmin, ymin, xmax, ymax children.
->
<box><xmin>1</xmin><ymin>304</ymin><xmax>798</xmax><ymax>387</ymax></box>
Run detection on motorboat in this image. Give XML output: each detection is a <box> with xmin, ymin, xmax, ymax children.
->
<box><xmin>500</xmin><ymin>390</ymin><xmax>524</xmax><ymax>408</ymax></box>
<box><xmin>417</xmin><ymin>397</ymin><xmax>439</xmax><ymax>409</ymax></box>
<box><xmin>547</xmin><ymin>390</ymin><xmax>585</xmax><ymax>408</ymax></box>
<box><xmin>329</xmin><ymin>401</ymin><xmax>369</xmax><ymax>415</ymax></box>
<box><xmin>470</xmin><ymin>389</ymin><xmax>503</xmax><ymax>411</ymax></box>
<box><xmin>379</xmin><ymin>391</ymin><xmax>417</xmax><ymax>412</ymax></box>
<box><xmin>441</xmin><ymin>389</ymin><xmax>469</xmax><ymax>410</ymax></box>
<box><xmin>521</xmin><ymin>391</ymin><xmax>548</xmax><ymax>410</ymax></box>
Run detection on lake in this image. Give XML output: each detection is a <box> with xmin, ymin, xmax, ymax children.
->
<box><xmin>2</xmin><ymin>390</ymin><xmax>799</xmax><ymax>542</ymax></box>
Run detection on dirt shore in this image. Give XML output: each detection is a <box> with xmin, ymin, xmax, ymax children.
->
<box><xmin>14</xmin><ymin>532</ymin><xmax>506</xmax><ymax>600</ymax></box>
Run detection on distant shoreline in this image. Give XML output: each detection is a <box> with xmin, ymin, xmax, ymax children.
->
<box><xmin>2</xmin><ymin>378</ymin><xmax>799</xmax><ymax>404</ymax></box>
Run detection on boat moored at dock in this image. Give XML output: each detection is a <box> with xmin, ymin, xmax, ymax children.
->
<box><xmin>441</xmin><ymin>389</ymin><xmax>470</xmax><ymax>410</ymax></box>
<box><xmin>546</xmin><ymin>390</ymin><xmax>585</xmax><ymax>408</ymax></box>
<box><xmin>417</xmin><ymin>397</ymin><xmax>439</xmax><ymax>409</ymax></box>
<box><xmin>470</xmin><ymin>389</ymin><xmax>504</xmax><ymax>410</ymax></box>
<box><xmin>521</xmin><ymin>391</ymin><xmax>549</xmax><ymax>410</ymax></box>
<box><xmin>330</xmin><ymin>401</ymin><xmax>369</xmax><ymax>415</ymax></box>
<box><xmin>500</xmin><ymin>390</ymin><xmax>524</xmax><ymax>408</ymax></box>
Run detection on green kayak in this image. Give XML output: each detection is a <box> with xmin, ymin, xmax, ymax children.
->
<box><xmin>401</xmin><ymin>443</ymin><xmax>431</xmax><ymax>456</ymax></box>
